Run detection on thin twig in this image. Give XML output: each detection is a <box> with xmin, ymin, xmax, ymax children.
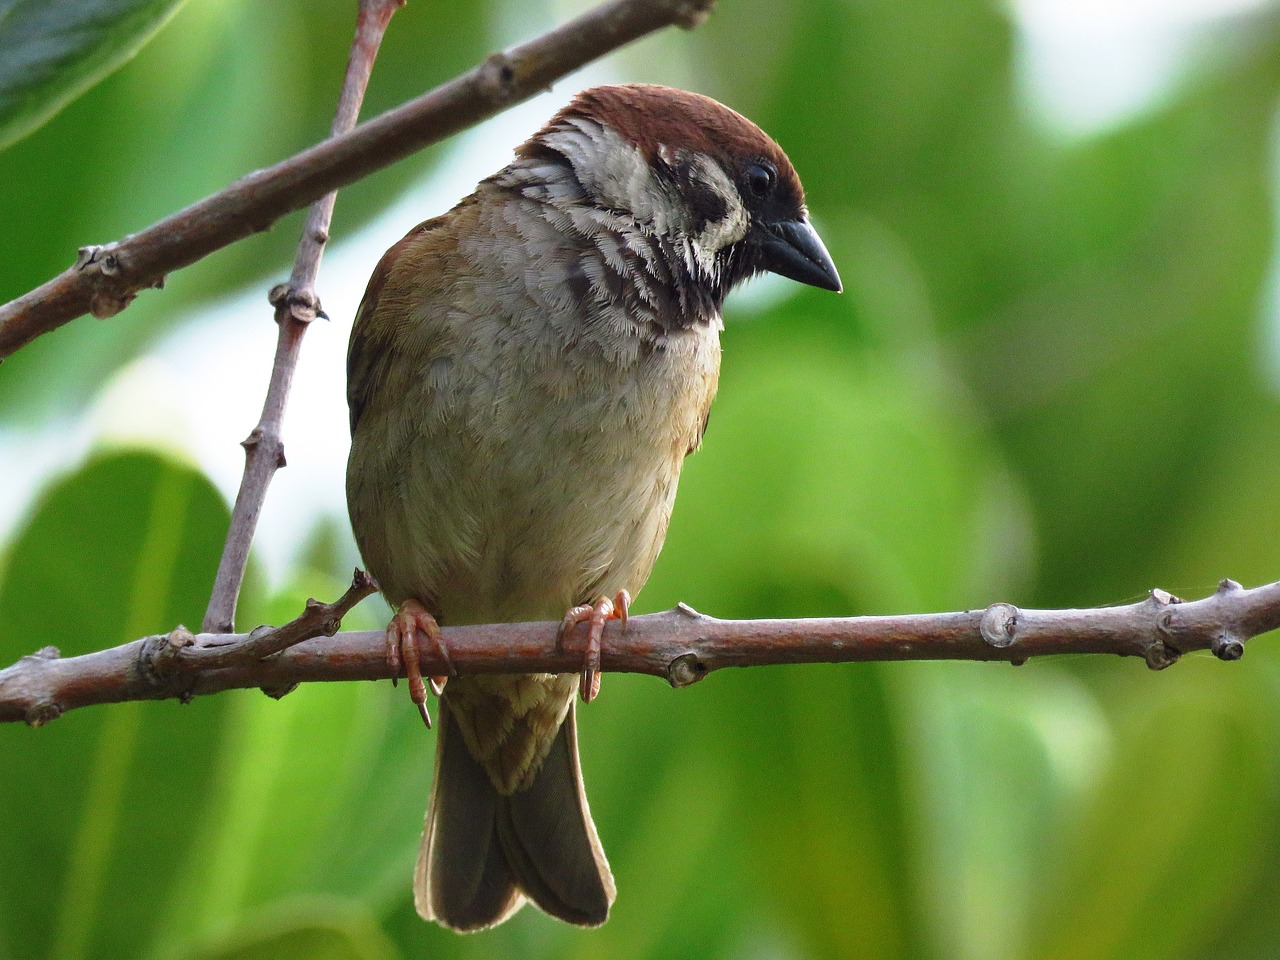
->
<box><xmin>4</xmin><ymin>578</ymin><xmax>1279</xmax><ymax>727</ymax></box>
<box><xmin>0</xmin><ymin>0</ymin><xmax>717</xmax><ymax>359</ymax></box>
<box><xmin>0</xmin><ymin>569</ymin><xmax>377</xmax><ymax>726</ymax></box>
<box><xmin>171</xmin><ymin>569</ymin><xmax>378</xmax><ymax>674</ymax></box>
<box><xmin>202</xmin><ymin>0</ymin><xmax>402</xmax><ymax>633</ymax></box>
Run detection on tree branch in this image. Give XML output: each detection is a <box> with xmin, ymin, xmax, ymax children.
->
<box><xmin>4</xmin><ymin>577</ymin><xmax>1278</xmax><ymax>727</ymax></box>
<box><xmin>0</xmin><ymin>0</ymin><xmax>717</xmax><ymax>359</ymax></box>
<box><xmin>202</xmin><ymin>0</ymin><xmax>402</xmax><ymax>634</ymax></box>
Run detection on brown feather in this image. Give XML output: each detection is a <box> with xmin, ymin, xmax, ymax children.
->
<box><xmin>346</xmin><ymin>83</ymin><xmax>832</xmax><ymax>933</ymax></box>
<box><xmin>521</xmin><ymin>84</ymin><xmax>806</xmax><ymax>212</ymax></box>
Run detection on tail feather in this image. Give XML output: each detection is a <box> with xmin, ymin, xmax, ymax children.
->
<box><xmin>497</xmin><ymin>701</ymin><xmax>615</xmax><ymax>925</ymax></box>
<box><xmin>417</xmin><ymin>698</ymin><xmax>615</xmax><ymax>931</ymax></box>
<box><xmin>416</xmin><ymin>700</ymin><xmax>524</xmax><ymax>930</ymax></box>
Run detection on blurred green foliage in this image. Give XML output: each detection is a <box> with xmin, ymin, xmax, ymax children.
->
<box><xmin>4</xmin><ymin>0</ymin><xmax>1280</xmax><ymax>958</ymax></box>
<box><xmin>0</xmin><ymin>0</ymin><xmax>188</xmax><ymax>151</ymax></box>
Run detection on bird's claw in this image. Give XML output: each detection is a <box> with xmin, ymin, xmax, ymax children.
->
<box><xmin>387</xmin><ymin>599</ymin><xmax>454</xmax><ymax>728</ymax></box>
<box><xmin>560</xmin><ymin>590</ymin><xmax>630</xmax><ymax>704</ymax></box>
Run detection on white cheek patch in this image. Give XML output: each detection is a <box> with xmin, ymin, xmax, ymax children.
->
<box><xmin>541</xmin><ymin>120</ymin><xmax>686</xmax><ymax>235</ymax></box>
<box><xmin>537</xmin><ymin>122</ymin><xmax>748</xmax><ymax>282</ymax></box>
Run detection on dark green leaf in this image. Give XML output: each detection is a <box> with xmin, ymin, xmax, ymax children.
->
<box><xmin>1029</xmin><ymin>665</ymin><xmax>1280</xmax><ymax>960</ymax></box>
<box><xmin>0</xmin><ymin>449</ymin><xmax>233</xmax><ymax>960</ymax></box>
<box><xmin>0</xmin><ymin>0</ymin><xmax>187</xmax><ymax>150</ymax></box>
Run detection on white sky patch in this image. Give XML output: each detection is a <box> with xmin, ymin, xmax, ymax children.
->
<box><xmin>1009</xmin><ymin>0</ymin><xmax>1274</xmax><ymax>137</ymax></box>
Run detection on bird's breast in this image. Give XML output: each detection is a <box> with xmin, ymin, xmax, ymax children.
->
<box><xmin>435</xmin><ymin>309</ymin><xmax>720</xmax><ymax>625</ymax></box>
<box><xmin>355</xmin><ymin>197</ymin><xmax>722</xmax><ymax>626</ymax></box>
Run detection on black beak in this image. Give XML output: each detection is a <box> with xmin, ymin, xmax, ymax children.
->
<box><xmin>757</xmin><ymin>218</ymin><xmax>842</xmax><ymax>293</ymax></box>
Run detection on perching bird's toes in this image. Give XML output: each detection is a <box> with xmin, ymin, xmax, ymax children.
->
<box><xmin>387</xmin><ymin>599</ymin><xmax>454</xmax><ymax>727</ymax></box>
<box><xmin>559</xmin><ymin>590</ymin><xmax>631</xmax><ymax>703</ymax></box>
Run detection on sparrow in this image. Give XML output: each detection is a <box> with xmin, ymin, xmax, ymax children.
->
<box><xmin>345</xmin><ymin>83</ymin><xmax>841</xmax><ymax>932</ymax></box>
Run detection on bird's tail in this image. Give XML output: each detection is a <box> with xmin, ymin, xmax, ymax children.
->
<box><xmin>415</xmin><ymin>697</ymin><xmax>616</xmax><ymax>931</ymax></box>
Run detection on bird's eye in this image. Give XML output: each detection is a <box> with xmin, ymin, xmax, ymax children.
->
<box><xmin>745</xmin><ymin>162</ymin><xmax>776</xmax><ymax>198</ymax></box>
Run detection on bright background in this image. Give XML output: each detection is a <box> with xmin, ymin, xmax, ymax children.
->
<box><xmin>3</xmin><ymin>0</ymin><xmax>1280</xmax><ymax>958</ymax></box>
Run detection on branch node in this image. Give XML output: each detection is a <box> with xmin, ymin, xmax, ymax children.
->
<box><xmin>1217</xmin><ymin>578</ymin><xmax>1243</xmax><ymax>595</ymax></box>
<box><xmin>267</xmin><ymin>282</ymin><xmax>291</xmax><ymax>307</ymax></box>
<box><xmin>671</xmin><ymin>0</ymin><xmax>716</xmax><ymax>29</ymax></box>
<box><xmin>75</xmin><ymin>242</ymin><xmax>126</xmax><ymax>277</ymax></box>
<box><xmin>480</xmin><ymin>52</ymin><xmax>519</xmax><ymax>102</ymax></box>
<box><xmin>667</xmin><ymin>652</ymin><xmax>708</xmax><ymax>688</ymax></box>
<box><xmin>146</xmin><ymin>625</ymin><xmax>197</xmax><ymax>679</ymax></box>
<box><xmin>1150</xmin><ymin>587</ymin><xmax>1184</xmax><ymax>606</ymax></box>
<box><xmin>89</xmin><ymin>287</ymin><xmax>137</xmax><ymax>321</ymax></box>
<box><xmin>75</xmin><ymin>242</ymin><xmax>146</xmax><ymax>319</ymax></box>
<box><xmin>267</xmin><ymin>284</ymin><xmax>323</xmax><ymax>324</ymax></box>
<box><xmin>25</xmin><ymin>700</ymin><xmax>62</xmax><ymax>727</ymax></box>
<box><xmin>979</xmin><ymin>602</ymin><xmax>1019</xmax><ymax>648</ymax></box>
<box><xmin>676</xmin><ymin>601</ymin><xmax>702</xmax><ymax>619</ymax></box>
<box><xmin>260</xmin><ymin>683</ymin><xmax>299</xmax><ymax>700</ymax></box>
<box><xmin>354</xmin><ymin>568</ymin><xmax>379</xmax><ymax>592</ymax></box>
<box><xmin>1143</xmin><ymin>639</ymin><xmax>1180</xmax><ymax>671</ymax></box>
<box><xmin>304</xmin><ymin>598</ymin><xmax>343</xmax><ymax>638</ymax></box>
<box><xmin>1211</xmin><ymin>633</ymin><xmax>1245</xmax><ymax>661</ymax></box>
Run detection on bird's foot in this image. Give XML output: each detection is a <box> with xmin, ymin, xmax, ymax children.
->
<box><xmin>386</xmin><ymin>599</ymin><xmax>454</xmax><ymax>728</ymax></box>
<box><xmin>559</xmin><ymin>590</ymin><xmax>630</xmax><ymax>704</ymax></box>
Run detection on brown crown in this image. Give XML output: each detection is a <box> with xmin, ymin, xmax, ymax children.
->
<box><xmin>536</xmin><ymin>84</ymin><xmax>805</xmax><ymax>209</ymax></box>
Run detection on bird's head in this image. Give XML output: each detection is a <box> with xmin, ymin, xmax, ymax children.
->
<box><xmin>515</xmin><ymin>84</ymin><xmax>842</xmax><ymax>309</ymax></box>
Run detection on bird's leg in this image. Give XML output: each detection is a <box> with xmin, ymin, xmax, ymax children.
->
<box><xmin>386</xmin><ymin>599</ymin><xmax>454</xmax><ymax>728</ymax></box>
<box><xmin>559</xmin><ymin>590</ymin><xmax>630</xmax><ymax>704</ymax></box>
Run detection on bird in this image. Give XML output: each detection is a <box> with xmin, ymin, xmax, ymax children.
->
<box><xmin>345</xmin><ymin>83</ymin><xmax>841</xmax><ymax>932</ymax></box>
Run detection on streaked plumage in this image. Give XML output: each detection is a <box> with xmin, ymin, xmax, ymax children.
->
<box><xmin>346</xmin><ymin>84</ymin><xmax>840</xmax><ymax>931</ymax></box>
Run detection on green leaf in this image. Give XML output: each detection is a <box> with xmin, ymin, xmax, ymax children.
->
<box><xmin>734</xmin><ymin>663</ymin><xmax>921</xmax><ymax>959</ymax></box>
<box><xmin>155</xmin><ymin>570</ymin><xmax>427</xmax><ymax>949</ymax></box>
<box><xmin>0</xmin><ymin>449</ymin><xmax>234</xmax><ymax>960</ymax></box>
<box><xmin>1029</xmin><ymin>664</ymin><xmax>1280</xmax><ymax>960</ymax></box>
<box><xmin>0</xmin><ymin>0</ymin><xmax>187</xmax><ymax>150</ymax></box>
<box><xmin>903</xmin><ymin>664</ymin><xmax>1110</xmax><ymax>960</ymax></box>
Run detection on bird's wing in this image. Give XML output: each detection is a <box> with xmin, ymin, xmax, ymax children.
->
<box><xmin>347</xmin><ymin>209</ymin><xmax>463</xmax><ymax>434</ymax></box>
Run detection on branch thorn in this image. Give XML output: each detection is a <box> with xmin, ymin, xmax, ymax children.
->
<box><xmin>980</xmin><ymin>602</ymin><xmax>1019</xmax><ymax>648</ymax></box>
